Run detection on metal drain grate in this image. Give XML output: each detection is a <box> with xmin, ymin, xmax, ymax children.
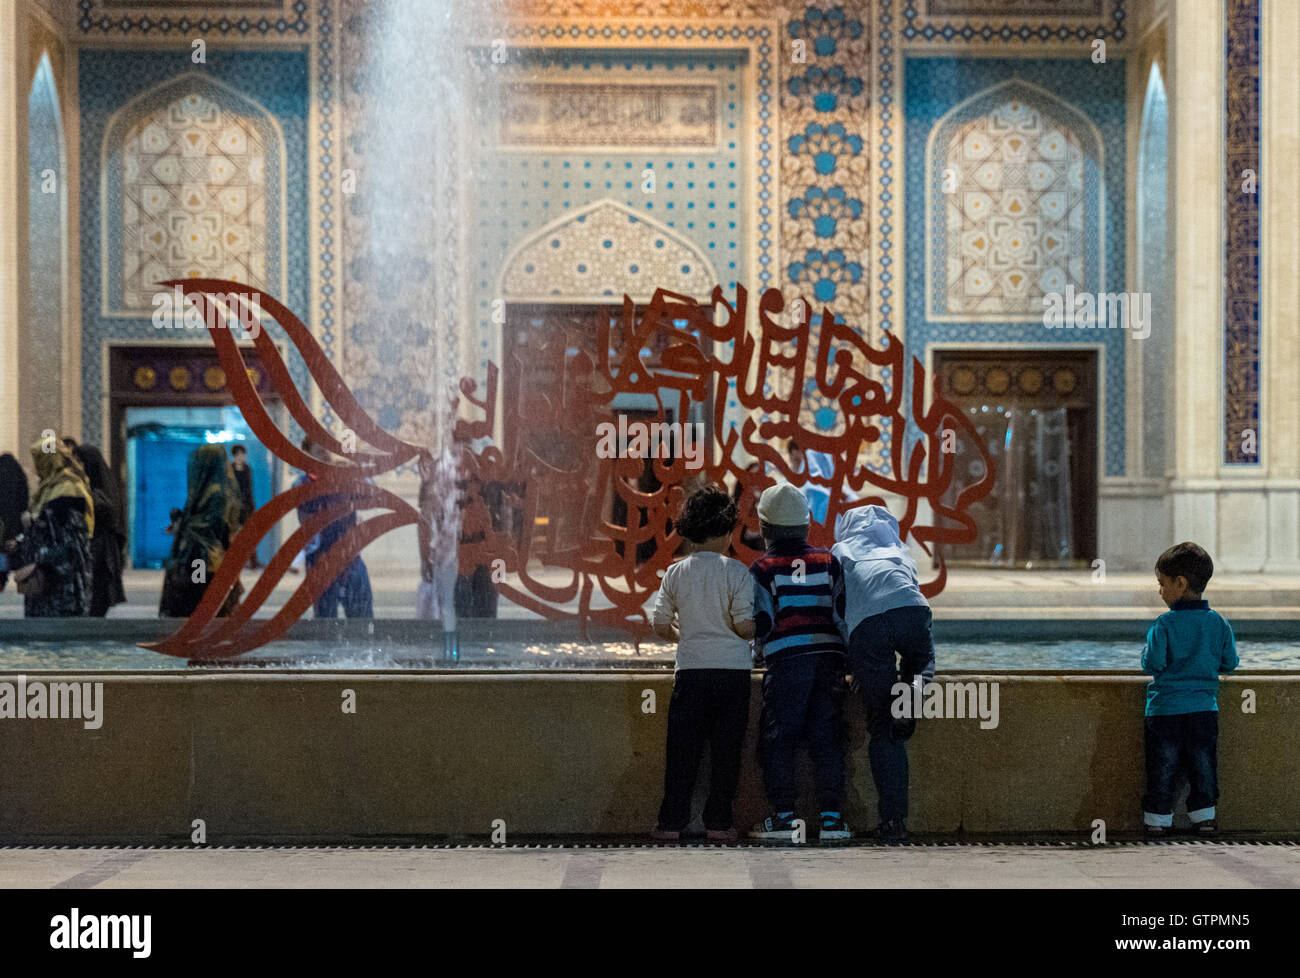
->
<box><xmin>3</xmin><ymin>838</ymin><xmax>1298</xmax><ymax>852</ymax></box>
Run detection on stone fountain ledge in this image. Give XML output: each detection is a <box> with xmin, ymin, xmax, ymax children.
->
<box><xmin>0</xmin><ymin>672</ymin><xmax>1296</xmax><ymax>842</ymax></box>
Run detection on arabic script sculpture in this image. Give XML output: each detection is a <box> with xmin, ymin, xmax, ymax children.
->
<box><xmin>144</xmin><ymin>280</ymin><xmax>994</xmax><ymax>659</ymax></box>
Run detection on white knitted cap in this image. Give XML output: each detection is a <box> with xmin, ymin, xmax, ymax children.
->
<box><xmin>756</xmin><ymin>482</ymin><xmax>810</xmax><ymax>526</ymax></box>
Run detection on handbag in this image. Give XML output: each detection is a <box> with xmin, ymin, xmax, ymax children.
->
<box><xmin>15</xmin><ymin>566</ymin><xmax>46</xmax><ymax>597</ymax></box>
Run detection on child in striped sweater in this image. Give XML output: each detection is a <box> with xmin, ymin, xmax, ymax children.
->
<box><xmin>747</xmin><ymin>483</ymin><xmax>850</xmax><ymax>841</ymax></box>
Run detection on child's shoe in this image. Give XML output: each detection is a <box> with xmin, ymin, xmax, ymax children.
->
<box><xmin>749</xmin><ymin>812</ymin><xmax>799</xmax><ymax>840</ymax></box>
<box><xmin>1191</xmin><ymin>819</ymin><xmax>1218</xmax><ymax>837</ymax></box>
<box><xmin>1143</xmin><ymin>823</ymin><xmax>1168</xmax><ymax>838</ymax></box>
<box><xmin>873</xmin><ymin>819</ymin><xmax>908</xmax><ymax>842</ymax></box>
<box><xmin>649</xmin><ymin>826</ymin><xmax>680</xmax><ymax>841</ymax></box>
<box><xmin>706</xmin><ymin>827</ymin><xmax>738</xmax><ymax>842</ymax></box>
<box><xmin>818</xmin><ymin>812</ymin><xmax>852</xmax><ymax>841</ymax></box>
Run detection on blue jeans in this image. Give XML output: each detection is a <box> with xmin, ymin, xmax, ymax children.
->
<box><xmin>1143</xmin><ymin>711</ymin><xmax>1219</xmax><ymax>825</ymax></box>
<box><xmin>846</xmin><ymin>605</ymin><xmax>936</xmax><ymax>823</ymax></box>
<box><xmin>757</xmin><ymin>652</ymin><xmax>846</xmax><ymax>813</ymax></box>
<box><xmin>312</xmin><ymin>556</ymin><xmax>374</xmax><ymax>619</ymax></box>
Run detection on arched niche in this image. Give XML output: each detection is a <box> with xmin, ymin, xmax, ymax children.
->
<box><xmin>500</xmin><ymin>199</ymin><xmax>718</xmax><ymax>305</ymax></box>
<box><xmin>99</xmin><ymin>72</ymin><xmax>287</xmax><ymax>317</ymax></box>
<box><xmin>925</xmin><ymin>78</ymin><xmax>1106</xmax><ymax>322</ymax></box>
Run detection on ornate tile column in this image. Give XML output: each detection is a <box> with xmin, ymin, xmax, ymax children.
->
<box><xmin>1260</xmin><ymin>0</ymin><xmax>1300</xmax><ymax>571</ymax></box>
<box><xmin>1169</xmin><ymin>0</ymin><xmax>1223</xmax><ymax>547</ymax></box>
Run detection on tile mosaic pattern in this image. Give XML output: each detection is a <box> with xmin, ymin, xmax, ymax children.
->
<box><xmin>73</xmin><ymin>1</ymin><xmax>1257</xmax><ymax>485</ymax></box>
<box><xmin>467</xmin><ymin>46</ymin><xmax>751</xmax><ymax>350</ymax></box>
<box><xmin>502</xmin><ymin>201</ymin><xmax>717</xmax><ymax>302</ymax></box>
<box><xmin>117</xmin><ymin>91</ymin><xmax>270</xmax><ymax>312</ymax></box>
<box><xmin>79</xmin><ymin>49</ymin><xmax>311</xmax><ymax>446</ymax></box>
<box><xmin>1223</xmin><ymin>0</ymin><xmax>1260</xmax><ymax>465</ymax></box>
<box><xmin>904</xmin><ymin>56</ymin><xmax>1127</xmax><ymax>476</ymax></box>
<box><xmin>903</xmin><ymin>0</ymin><xmax>1126</xmax><ymax>43</ymax></box>
<box><xmin>929</xmin><ymin>82</ymin><xmax>1100</xmax><ymax>320</ymax></box>
<box><xmin>76</xmin><ymin>0</ymin><xmax>309</xmax><ymax>36</ymax></box>
<box><xmin>780</xmin><ymin>4</ymin><xmax>877</xmax><ymax>462</ymax></box>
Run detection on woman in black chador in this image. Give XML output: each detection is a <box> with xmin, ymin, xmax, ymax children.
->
<box><xmin>0</xmin><ymin>452</ymin><xmax>30</xmax><ymax>593</ymax></box>
<box><xmin>73</xmin><ymin>443</ymin><xmax>127</xmax><ymax>616</ymax></box>
<box><xmin>10</xmin><ymin>438</ymin><xmax>93</xmax><ymax>617</ymax></box>
<box><xmin>159</xmin><ymin>444</ymin><xmax>242</xmax><ymax>618</ymax></box>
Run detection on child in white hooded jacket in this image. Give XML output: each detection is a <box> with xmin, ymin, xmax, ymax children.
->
<box><xmin>832</xmin><ymin>505</ymin><xmax>935</xmax><ymax>841</ymax></box>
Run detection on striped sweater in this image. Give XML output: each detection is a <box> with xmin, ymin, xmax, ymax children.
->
<box><xmin>749</xmin><ymin>540</ymin><xmax>846</xmax><ymax>664</ymax></box>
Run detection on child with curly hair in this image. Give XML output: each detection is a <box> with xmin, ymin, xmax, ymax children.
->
<box><xmin>650</xmin><ymin>484</ymin><xmax>756</xmax><ymax>842</ymax></box>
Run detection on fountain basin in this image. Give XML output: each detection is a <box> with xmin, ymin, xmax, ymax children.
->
<box><xmin>0</xmin><ymin>669</ymin><xmax>1296</xmax><ymax>843</ymax></box>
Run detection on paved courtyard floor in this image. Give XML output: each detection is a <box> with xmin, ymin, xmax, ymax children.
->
<box><xmin>4</xmin><ymin>842</ymin><xmax>1298</xmax><ymax>889</ymax></box>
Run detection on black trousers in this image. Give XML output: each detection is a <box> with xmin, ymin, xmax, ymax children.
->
<box><xmin>454</xmin><ymin>564</ymin><xmax>498</xmax><ymax>618</ymax></box>
<box><xmin>1144</xmin><ymin>711</ymin><xmax>1219</xmax><ymax>819</ymax></box>
<box><xmin>758</xmin><ymin>652</ymin><xmax>846</xmax><ymax>814</ymax></box>
<box><xmin>657</xmin><ymin>669</ymin><xmax>752</xmax><ymax>832</ymax></box>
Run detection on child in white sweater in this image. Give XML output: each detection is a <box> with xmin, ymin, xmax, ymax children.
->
<box><xmin>650</xmin><ymin>485</ymin><xmax>756</xmax><ymax>842</ymax></box>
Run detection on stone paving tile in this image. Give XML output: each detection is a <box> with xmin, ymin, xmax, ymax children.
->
<box><xmin>3</xmin><ymin>845</ymin><xmax>1298</xmax><ymax>889</ymax></box>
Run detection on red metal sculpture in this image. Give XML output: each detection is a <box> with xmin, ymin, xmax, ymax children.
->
<box><xmin>142</xmin><ymin>280</ymin><xmax>994</xmax><ymax>659</ymax></box>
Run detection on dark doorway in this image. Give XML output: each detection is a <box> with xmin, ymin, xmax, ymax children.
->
<box><xmin>108</xmin><ymin>344</ymin><xmax>283</xmax><ymax>568</ymax></box>
<box><xmin>933</xmin><ymin>348</ymin><xmax>1098</xmax><ymax>568</ymax></box>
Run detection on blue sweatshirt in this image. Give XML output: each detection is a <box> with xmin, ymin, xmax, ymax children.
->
<box><xmin>1140</xmin><ymin>598</ymin><xmax>1238</xmax><ymax>716</ymax></box>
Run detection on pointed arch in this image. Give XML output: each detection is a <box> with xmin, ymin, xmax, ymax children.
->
<box><xmin>99</xmin><ymin>72</ymin><xmax>288</xmax><ymax>317</ymax></box>
<box><xmin>925</xmin><ymin>78</ymin><xmax>1106</xmax><ymax>322</ymax></box>
<box><xmin>499</xmin><ymin>199</ymin><xmax>719</xmax><ymax>304</ymax></box>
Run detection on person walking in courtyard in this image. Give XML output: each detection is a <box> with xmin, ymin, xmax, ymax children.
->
<box><xmin>72</xmin><ymin>443</ymin><xmax>127</xmax><ymax>616</ymax></box>
<box><xmin>747</xmin><ymin>482</ymin><xmax>851</xmax><ymax>842</ymax></box>
<box><xmin>832</xmin><ymin>505</ymin><xmax>935</xmax><ymax>842</ymax></box>
<box><xmin>1140</xmin><ymin>542</ymin><xmax>1238</xmax><ymax>837</ymax></box>
<box><xmin>295</xmin><ymin>438</ymin><xmax>373</xmax><ymax>619</ymax></box>
<box><xmin>0</xmin><ymin>452</ymin><xmax>29</xmax><ymax>594</ymax></box>
<box><xmin>10</xmin><ymin>437</ymin><xmax>94</xmax><ymax>617</ymax></box>
<box><xmin>650</xmin><ymin>484</ymin><xmax>756</xmax><ymax>842</ymax></box>
<box><xmin>229</xmin><ymin>443</ymin><xmax>261</xmax><ymax>568</ymax></box>
<box><xmin>159</xmin><ymin>444</ymin><xmax>242</xmax><ymax>618</ymax></box>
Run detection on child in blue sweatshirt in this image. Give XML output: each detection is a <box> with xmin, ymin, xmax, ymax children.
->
<box><xmin>1140</xmin><ymin>542</ymin><xmax>1238</xmax><ymax>837</ymax></box>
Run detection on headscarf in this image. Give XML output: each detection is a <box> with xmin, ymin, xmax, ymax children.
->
<box><xmin>73</xmin><ymin>443</ymin><xmax>127</xmax><ymax>541</ymax></box>
<box><xmin>832</xmin><ymin>505</ymin><xmax>917</xmax><ymax>573</ymax></box>
<box><xmin>0</xmin><ymin>452</ymin><xmax>28</xmax><ymax>543</ymax></box>
<box><xmin>29</xmin><ymin>438</ymin><xmax>95</xmax><ymax>538</ymax></box>
<box><xmin>183</xmin><ymin>444</ymin><xmax>241</xmax><ymax>528</ymax></box>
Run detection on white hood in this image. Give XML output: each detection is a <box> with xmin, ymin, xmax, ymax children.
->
<box><xmin>832</xmin><ymin>505</ymin><xmax>917</xmax><ymax>572</ymax></box>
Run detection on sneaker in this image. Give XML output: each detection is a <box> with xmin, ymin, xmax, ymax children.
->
<box><xmin>1143</xmin><ymin>823</ymin><xmax>1169</xmax><ymax>838</ymax></box>
<box><xmin>749</xmin><ymin>812</ymin><xmax>799</xmax><ymax>840</ymax></box>
<box><xmin>1191</xmin><ymin>819</ymin><xmax>1218</xmax><ymax>837</ymax></box>
<box><xmin>649</xmin><ymin>826</ymin><xmax>680</xmax><ymax>841</ymax></box>
<box><xmin>706</xmin><ymin>827</ymin><xmax>738</xmax><ymax>842</ymax></box>
<box><xmin>874</xmin><ymin>819</ymin><xmax>908</xmax><ymax>842</ymax></box>
<box><xmin>818</xmin><ymin>812</ymin><xmax>852</xmax><ymax>841</ymax></box>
